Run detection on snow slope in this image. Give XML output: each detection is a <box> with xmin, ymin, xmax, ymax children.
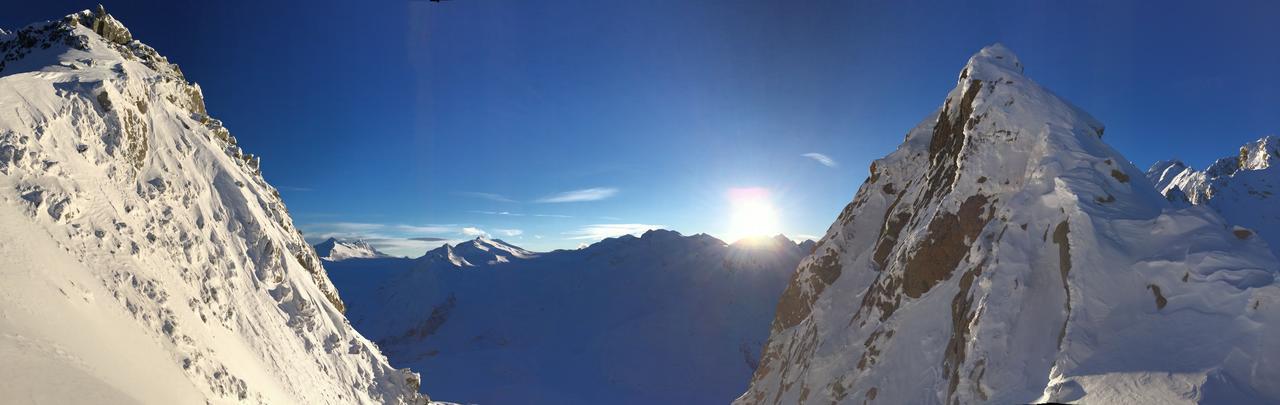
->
<box><xmin>1147</xmin><ymin>136</ymin><xmax>1280</xmax><ymax>256</ymax></box>
<box><xmin>738</xmin><ymin>44</ymin><xmax>1280</xmax><ymax>404</ymax></box>
<box><xmin>315</xmin><ymin>238</ymin><xmax>391</xmax><ymax>261</ymax></box>
<box><xmin>325</xmin><ymin>230</ymin><xmax>811</xmax><ymax>404</ymax></box>
<box><xmin>0</xmin><ymin>7</ymin><xmax>430</xmax><ymax>404</ymax></box>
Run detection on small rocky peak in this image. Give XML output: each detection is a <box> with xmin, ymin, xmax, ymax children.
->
<box><xmin>66</xmin><ymin>5</ymin><xmax>133</xmax><ymax>45</ymax></box>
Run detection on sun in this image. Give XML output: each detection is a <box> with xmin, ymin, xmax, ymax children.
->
<box><xmin>726</xmin><ymin>188</ymin><xmax>781</xmax><ymax>243</ymax></box>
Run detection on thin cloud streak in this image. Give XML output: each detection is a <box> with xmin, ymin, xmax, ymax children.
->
<box><xmin>565</xmin><ymin>223</ymin><xmax>665</xmax><ymax>240</ymax></box>
<box><xmin>495</xmin><ymin>228</ymin><xmax>523</xmax><ymax>237</ymax></box>
<box><xmin>802</xmin><ymin>152</ymin><xmax>838</xmax><ymax>167</ymax></box>
<box><xmin>454</xmin><ymin>191</ymin><xmax>518</xmax><ymax>203</ymax></box>
<box><xmin>536</xmin><ymin>187</ymin><xmax>618</xmax><ymax>203</ymax></box>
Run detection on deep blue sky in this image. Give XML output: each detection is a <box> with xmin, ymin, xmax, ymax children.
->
<box><xmin>7</xmin><ymin>1</ymin><xmax>1279</xmax><ymax>255</ymax></box>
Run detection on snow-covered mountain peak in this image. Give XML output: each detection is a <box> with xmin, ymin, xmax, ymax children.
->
<box><xmin>314</xmin><ymin>237</ymin><xmax>390</xmax><ymax>261</ymax></box>
<box><xmin>415</xmin><ymin>237</ymin><xmax>536</xmax><ymax>268</ymax></box>
<box><xmin>740</xmin><ymin>45</ymin><xmax>1280</xmax><ymax>404</ymax></box>
<box><xmin>963</xmin><ymin>43</ymin><xmax>1024</xmax><ymax>78</ymax></box>
<box><xmin>0</xmin><ymin>8</ymin><xmax>430</xmax><ymax>403</ymax></box>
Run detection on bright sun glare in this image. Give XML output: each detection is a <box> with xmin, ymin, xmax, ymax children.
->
<box><xmin>726</xmin><ymin>188</ymin><xmax>781</xmax><ymax>243</ymax></box>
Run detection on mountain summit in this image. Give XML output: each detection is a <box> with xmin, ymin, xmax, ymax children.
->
<box><xmin>739</xmin><ymin>45</ymin><xmax>1280</xmax><ymax>404</ymax></box>
<box><xmin>315</xmin><ymin>238</ymin><xmax>391</xmax><ymax>261</ymax></box>
<box><xmin>0</xmin><ymin>8</ymin><xmax>428</xmax><ymax>404</ymax></box>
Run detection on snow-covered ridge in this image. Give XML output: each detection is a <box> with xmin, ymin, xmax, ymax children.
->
<box><xmin>327</xmin><ymin>229</ymin><xmax>815</xmax><ymax>404</ymax></box>
<box><xmin>315</xmin><ymin>237</ymin><xmax>391</xmax><ymax>261</ymax></box>
<box><xmin>1147</xmin><ymin>135</ymin><xmax>1280</xmax><ymax>256</ymax></box>
<box><xmin>739</xmin><ymin>44</ymin><xmax>1280</xmax><ymax>404</ymax></box>
<box><xmin>424</xmin><ymin>236</ymin><xmax>537</xmax><ymax>266</ymax></box>
<box><xmin>0</xmin><ymin>7</ymin><xmax>430</xmax><ymax>403</ymax></box>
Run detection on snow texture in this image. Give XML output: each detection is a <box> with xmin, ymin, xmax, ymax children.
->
<box><xmin>738</xmin><ymin>44</ymin><xmax>1280</xmax><ymax>405</ymax></box>
<box><xmin>325</xmin><ymin>231</ymin><xmax>812</xmax><ymax>404</ymax></box>
<box><xmin>0</xmin><ymin>7</ymin><xmax>432</xmax><ymax>404</ymax></box>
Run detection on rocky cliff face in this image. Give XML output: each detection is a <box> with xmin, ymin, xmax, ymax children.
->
<box><xmin>0</xmin><ymin>8</ymin><xmax>429</xmax><ymax>404</ymax></box>
<box><xmin>739</xmin><ymin>45</ymin><xmax>1280</xmax><ymax>404</ymax></box>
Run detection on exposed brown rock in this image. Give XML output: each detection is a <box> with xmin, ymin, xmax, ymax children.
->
<box><xmin>902</xmin><ymin>194</ymin><xmax>991</xmax><ymax>298</ymax></box>
<box><xmin>1053</xmin><ymin>220</ymin><xmax>1071</xmax><ymax>348</ymax></box>
<box><xmin>921</xmin><ymin>80</ymin><xmax>984</xmax><ymax>206</ymax></box>
<box><xmin>770</xmin><ymin>250</ymin><xmax>842</xmax><ymax>331</ymax></box>
<box><xmin>944</xmin><ymin>260</ymin><xmax>985</xmax><ymax>402</ymax></box>
<box><xmin>1234</xmin><ymin>229</ymin><xmax>1254</xmax><ymax>239</ymax></box>
<box><xmin>1148</xmin><ymin>284</ymin><xmax>1168</xmax><ymax>310</ymax></box>
<box><xmin>1110</xmin><ymin>169</ymin><xmax>1129</xmax><ymax>183</ymax></box>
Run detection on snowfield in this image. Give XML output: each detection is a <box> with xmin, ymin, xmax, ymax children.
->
<box><xmin>0</xmin><ymin>8</ymin><xmax>430</xmax><ymax>404</ymax></box>
<box><xmin>738</xmin><ymin>44</ymin><xmax>1280</xmax><ymax>404</ymax></box>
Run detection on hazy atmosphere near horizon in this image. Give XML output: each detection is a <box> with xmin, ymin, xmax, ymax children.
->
<box><xmin>6</xmin><ymin>0</ymin><xmax>1278</xmax><ymax>256</ymax></box>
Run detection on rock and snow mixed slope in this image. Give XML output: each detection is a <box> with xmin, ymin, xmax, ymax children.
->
<box><xmin>0</xmin><ymin>8</ymin><xmax>430</xmax><ymax>404</ymax></box>
<box><xmin>1147</xmin><ymin>136</ymin><xmax>1280</xmax><ymax>256</ymax></box>
<box><xmin>315</xmin><ymin>237</ymin><xmax>392</xmax><ymax>261</ymax></box>
<box><xmin>738</xmin><ymin>44</ymin><xmax>1280</xmax><ymax>404</ymax></box>
<box><xmin>324</xmin><ymin>230</ymin><xmax>812</xmax><ymax>404</ymax></box>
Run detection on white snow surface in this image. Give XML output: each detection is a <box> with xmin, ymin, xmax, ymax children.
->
<box><xmin>0</xmin><ymin>8</ymin><xmax>431</xmax><ymax>404</ymax></box>
<box><xmin>1147</xmin><ymin>135</ymin><xmax>1280</xmax><ymax>257</ymax></box>
<box><xmin>324</xmin><ymin>230</ymin><xmax>812</xmax><ymax>404</ymax></box>
<box><xmin>315</xmin><ymin>238</ymin><xmax>391</xmax><ymax>261</ymax></box>
<box><xmin>738</xmin><ymin>44</ymin><xmax>1280</xmax><ymax>404</ymax></box>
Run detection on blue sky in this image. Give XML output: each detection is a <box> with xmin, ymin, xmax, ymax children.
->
<box><xmin>7</xmin><ymin>1</ymin><xmax>1279</xmax><ymax>256</ymax></box>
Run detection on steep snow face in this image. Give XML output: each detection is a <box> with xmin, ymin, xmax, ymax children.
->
<box><xmin>0</xmin><ymin>8</ymin><xmax>428</xmax><ymax>404</ymax></box>
<box><xmin>739</xmin><ymin>44</ymin><xmax>1280</xmax><ymax>405</ymax></box>
<box><xmin>326</xmin><ymin>230</ymin><xmax>813</xmax><ymax>404</ymax></box>
<box><xmin>315</xmin><ymin>238</ymin><xmax>390</xmax><ymax>261</ymax></box>
<box><xmin>1147</xmin><ymin>136</ymin><xmax>1280</xmax><ymax>256</ymax></box>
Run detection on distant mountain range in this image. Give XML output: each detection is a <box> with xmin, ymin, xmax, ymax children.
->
<box><xmin>321</xmin><ymin>231</ymin><xmax>814</xmax><ymax>404</ymax></box>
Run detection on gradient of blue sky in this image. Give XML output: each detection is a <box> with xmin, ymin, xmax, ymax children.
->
<box><xmin>6</xmin><ymin>1</ymin><xmax>1279</xmax><ymax>255</ymax></box>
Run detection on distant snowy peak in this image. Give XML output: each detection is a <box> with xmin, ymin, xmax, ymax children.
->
<box><xmin>315</xmin><ymin>238</ymin><xmax>390</xmax><ymax>261</ymax></box>
<box><xmin>418</xmin><ymin>237</ymin><xmax>537</xmax><ymax>267</ymax></box>
<box><xmin>1146</xmin><ymin>135</ymin><xmax>1280</xmax><ymax>255</ymax></box>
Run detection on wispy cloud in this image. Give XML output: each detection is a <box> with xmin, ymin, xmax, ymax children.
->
<box><xmin>494</xmin><ymin>228</ymin><xmax>523</xmax><ymax>237</ymax></box>
<box><xmin>279</xmin><ymin>186</ymin><xmax>314</xmax><ymax>192</ymax></box>
<box><xmin>454</xmin><ymin>191</ymin><xmax>518</xmax><ymax>203</ymax></box>
<box><xmin>533</xmin><ymin>213</ymin><xmax>573</xmax><ymax>218</ymax></box>
<box><xmin>461</xmin><ymin>227</ymin><xmax>489</xmax><ymax>237</ymax></box>
<box><xmin>298</xmin><ymin>222</ymin><xmax>462</xmax><ymax>257</ymax></box>
<box><xmin>565</xmin><ymin>223</ymin><xmax>665</xmax><ymax>240</ymax></box>
<box><xmin>536</xmin><ymin>187</ymin><xmax>618</xmax><ymax>203</ymax></box>
<box><xmin>802</xmin><ymin>152</ymin><xmax>838</xmax><ymax>168</ymax></box>
<box><xmin>393</xmin><ymin>224</ymin><xmax>455</xmax><ymax>233</ymax></box>
<box><xmin>409</xmin><ymin>237</ymin><xmax>449</xmax><ymax>242</ymax></box>
<box><xmin>471</xmin><ymin>210</ymin><xmax>524</xmax><ymax>216</ymax></box>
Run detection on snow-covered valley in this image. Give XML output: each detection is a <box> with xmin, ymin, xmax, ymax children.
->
<box><xmin>323</xmin><ymin>232</ymin><xmax>811</xmax><ymax>404</ymax></box>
